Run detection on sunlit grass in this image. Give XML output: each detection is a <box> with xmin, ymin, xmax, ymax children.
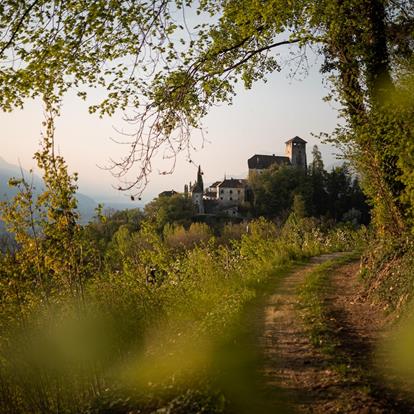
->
<box><xmin>0</xmin><ymin>218</ymin><xmax>363</xmax><ymax>412</ymax></box>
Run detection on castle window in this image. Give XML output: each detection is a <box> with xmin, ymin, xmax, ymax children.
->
<box><xmin>220</xmin><ymin>189</ymin><xmax>224</xmax><ymax>194</ymax></box>
<box><xmin>229</xmin><ymin>190</ymin><xmax>233</xmax><ymax>194</ymax></box>
<box><xmin>230</xmin><ymin>197</ymin><xmax>233</xmax><ymax>201</ymax></box>
<box><xmin>220</xmin><ymin>197</ymin><xmax>223</xmax><ymax>200</ymax></box>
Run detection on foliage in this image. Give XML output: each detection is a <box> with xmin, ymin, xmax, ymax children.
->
<box><xmin>0</xmin><ymin>0</ymin><xmax>413</xmax><ymax>409</ymax></box>
<box><xmin>249</xmin><ymin>151</ymin><xmax>370</xmax><ymax>224</ymax></box>
<box><xmin>326</xmin><ymin>68</ymin><xmax>414</xmax><ymax>310</ymax></box>
<box><xmin>85</xmin><ymin>207</ymin><xmax>145</xmax><ymax>252</ymax></box>
<box><xmin>144</xmin><ymin>193</ymin><xmax>194</xmax><ymax>233</ymax></box>
<box><xmin>164</xmin><ymin>222</ymin><xmax>212</xmax><ymax>250</ymax></box>
<box><xmin>0</xmin><ymin>1</ymin><xmax>412</xmax><ymax>196</ymax></box>
<box><xmin>0</xmin><ymin>137</ymin><xmax>362</xmax><ymax>412</ymax></box>
<box><xmin>0</xmin><ymin>103</ymin><xmax>96</xmax><ymax>305</ymax></box>
<box><xmin>360</xmin><ymin>235</ymin><xmax>414</xmax><ymax>313</ymax></box>
<box><xmin>384</xmin><ymin>309</ymin><xmax>414</xmax><ymax>390</ymax></box>
<box><xmin>249</xmin><ymin>164</ymin><xmax>305</xmax><ymax>218</ymax></box>
<box><xmin>0</xmin><ymin>103</ymin><xmax>101</xmax><ymax>412</ymax></box>
<box><xmin>219</xmin><ymin>222</ymin><xmax>249</xmax><ymax>244</ymax></box>
<box><xmin>335</xmin><ymin>70</ymin><xmax>414</xmax><ymax>236</ymax></box>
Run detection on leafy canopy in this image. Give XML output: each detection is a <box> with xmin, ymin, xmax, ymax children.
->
<box><xmin>0</xmin><ymin>1</ymin><xmax>413</xmax><ymax>235</ymax></box>
<box><xmin>1</xmin><ymin>1</ymin><xmax>411</xmax><ymax>191</ymax></box>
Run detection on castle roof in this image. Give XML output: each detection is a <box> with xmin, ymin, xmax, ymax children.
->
<box><xmin>209</xmin><ymin>181</ymin><xmax>221</xmax><ymax>188</ymax></box>
<box><xmin>217</xmin><ymin>178</ymin><xmax>247</xmax><ymax>189</ymax></box>
<box><xmin>285</xmin><ymin>136</ymin><xmax>307</xmax><ymax>144</ymax></box>
<box><xmin>248</xmin><ymin>154</ymin><xmax>290</xmax><ymax>170</ymax></box>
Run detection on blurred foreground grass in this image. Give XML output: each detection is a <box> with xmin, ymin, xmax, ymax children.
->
<box><xmin>0</xmin><ymin>217</ymin><xmax>365</xmax><ymax>413</ymax></box>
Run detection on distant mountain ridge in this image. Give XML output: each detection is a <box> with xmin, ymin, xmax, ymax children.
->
<box><xmin>0</xmin><ymin>157</ymin><xmax>98</xmax><ymax>223</ymax></box>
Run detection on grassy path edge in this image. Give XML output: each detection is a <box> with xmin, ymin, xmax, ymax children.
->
<box><xmin>297</xmin><ymin>252</ymin><xmax>360</xmax><ymax>368</ymax></box>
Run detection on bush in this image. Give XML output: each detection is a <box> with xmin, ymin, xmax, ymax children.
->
<box><xmin>0</xmin><ymin>210</ymin><xmax>362</xmax><ymax>413</ymax></box>
<box><xmin>360</xmin><ymin>235</ymin><xmax>414</xmax><ymax>313</ymax></box>
<box><xmin>164</xmin><ymin>222</ymin><xmax>212</xmax><ymax>250</ymax></box>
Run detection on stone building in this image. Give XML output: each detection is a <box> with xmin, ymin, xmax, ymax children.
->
<box><xmin>248</xmin><ymin>136</ymin><xmax>307</xmax><ymax>177</ymax></box>
<box><xmin>185</xmin><ymin>135</ymin><xmax>307</xmax><ymax>216</ymax></box>
<box><xmin>247</xmin><ymin>154</ymin><xmax>290</xmax><ymax>178</ymax></box>
<box><xmin>190</xmin><ymin>165</ymin><xmax>205</xmax><ymax>213</ymax></box>
<box><xmin>285</xmin><ymin>136</ymin><xmax>307</xmax><ymax>171</ymax></box>
<box><xmin>217</xmin><ymin>178</ymin><xmax>247</xmax><ymax>204</ymax></box>
<box><xmin>205</xmin><ymin>181</ymin><xmax>221</xmax><ymax>199</ymax></box>
<box><xmin>158</xmin><ymin>190</ymin><xmax>178</xmax><ymax>197</ymax></box>
<box><xmin>187</xmin><ymin>167</ymin><xmax>248</xmax><ymax>216</ymax></box>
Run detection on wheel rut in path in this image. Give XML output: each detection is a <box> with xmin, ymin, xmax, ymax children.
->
<box><xmin>257</xmin><ymin>253</ymin><xmax>414</xmax><ymax>413</ymax></box>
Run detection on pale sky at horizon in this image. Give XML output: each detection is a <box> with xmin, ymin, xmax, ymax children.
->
<box><xmin>2</xmin><ymin>52</ymin><xmax>343</xmax><ymax>205</ymax></box>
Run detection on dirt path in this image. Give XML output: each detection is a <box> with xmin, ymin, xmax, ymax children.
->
<box><xmin>257</xmin><ymin>253</ymin><xmax>414</xmax><ymax>413</ymax></box>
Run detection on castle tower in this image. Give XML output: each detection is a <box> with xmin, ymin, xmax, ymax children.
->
<box><xmin>285</xmin><ymin>136</ymin><xmax>307</xmax><ymax>171</ymax></box>
<box><xmin>191</xmin><ymin>165</ymin><xmax>204</xmax><ymax>213</ymax></box>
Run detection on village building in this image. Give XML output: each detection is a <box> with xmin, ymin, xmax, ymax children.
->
<box><xmin>217</xmin><ymin>178</ymin><xmax>247</xmax><ymax>204</ymax></box>
<box><xmin>182</xmin><ymin>136</ymin><xmax>308</xmax><ymax>217</ymax></box>
<box><xmin>221</xmin><ymin>205</ymin><xmax>241</xmax><ymax>217</ymax></box>
<box><xmin>248</xmin><ymin>136</ymin><xmax>307</xmax><ymax>177</ymax></box>
<box><xmin>191</xmin><ymin>165</ymin><xmax>205</xmax><ymax>214</ymax></box>
<box><xmin>285</xmin><ymin>136</ymin><xmax>307</xmax><ymax>171</ymax></box>
<box><xmin>188</xmin><ymin>169</ymin><xmax>248</xmax><ymax>217</ymax></box>
<box><xmin>248</xmin><ymin>154</ymin><xmax>290</xmax><ymax>178</ymax></box>
<box><xmin>205</xmin><ymin>181</ymin><xmax>221</xmax><ymax>199</ymax></box>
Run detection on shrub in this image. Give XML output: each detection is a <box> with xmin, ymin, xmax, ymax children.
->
<box><xmin>164</xmin><ymin>222</ymin><xmax>212</xmax><ymax>250</ymax></box>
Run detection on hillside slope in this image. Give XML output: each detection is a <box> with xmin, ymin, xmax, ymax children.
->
<box><xmin>0</xmin><ymin>157</ymin><xmax>97</xmax><ymax>223</ymax></box>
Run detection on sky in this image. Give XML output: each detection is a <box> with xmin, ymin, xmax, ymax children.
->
<box><xmin>1</xmin><ymin>51</ymin><xmax>343</xmax><ymax>206</ymax></box>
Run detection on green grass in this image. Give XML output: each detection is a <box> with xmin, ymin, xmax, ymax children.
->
<box><xmin>298</xmin><ymin>252</ymin><xmax>359</xmax><ymax>365</ymax></box>
<box><xmin>0</xmin><ymin>218</ymin><xmax>364</xmax><ymax>413</ymax></box>
<box><xmin>298</xmin><ymin>252</ymin><xmax>414</xmax><ymax>412</ymax></box>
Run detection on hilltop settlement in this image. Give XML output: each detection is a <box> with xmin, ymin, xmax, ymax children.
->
<box><xmin>159</xmin><ymin>136</ymin><xmax>308</xmax><ymax>218</ymax></box>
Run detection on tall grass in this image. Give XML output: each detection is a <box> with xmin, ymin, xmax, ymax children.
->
<box><xmin>0</xmin><ymin>217</ymin><xmax>363</xmax><ymax>413</ymax></box>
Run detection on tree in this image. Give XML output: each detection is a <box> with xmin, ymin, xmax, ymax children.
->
<box><xmin>144</xmin><ymin>193</ymin><xmax>194</xmax><ymax>233</ymax></box>
<box><xmin>250</xmin><ymin>165</ymin><xmax>306</xmax><ymax>218</ymax></box>
<box><xmin>306</xmin><ymin>145</ymin><xmax>328</xmax><ymax>217</ymax></box>
<box><xmin>250</xmin><ymin>153</ymin><xmax>369</xmax><ymax>222</ymax></box>
<box><xmin>0</xmin><ymin>1</ymin><xmax>412</xmax><ymax>231</ymax></box>
<box><xmin>310</xmin><ymin>145</ymin><xmax>324</xmax><ymax>176</ymax></box>
<box><xmin>292</xmin><ymin>194</ymin><xmax>306</xmax><ymax>219</ymax></box>
<box><xmin>0</xmin><ymin>101</ymin><xmax>99</xmax><ymax>318</ymax></box>
<box><xmin>163</xmin><ymin>222</ymin><xmax>212</xmax><ymax>249</ymax></box>
<box><xmin>85</xmin><ymin>208</ymin><xmax>145</xmax><ymax>252</ymax></box>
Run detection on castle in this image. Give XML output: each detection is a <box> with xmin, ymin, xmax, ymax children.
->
<box><xmin>247</xmin><ymin>136</ymin><xmax>307</xmax><ymax>178</ymax></box>
<box><xmin>162</xmin><ymin>136</ymin><xmax>307</xmax><ymax>217</ymax></box>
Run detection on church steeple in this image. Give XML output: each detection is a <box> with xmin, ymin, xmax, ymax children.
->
<box><xmin>191</xmin><ymin>165</ymin><xmax>205</xmax><ymax>214</ymax></box>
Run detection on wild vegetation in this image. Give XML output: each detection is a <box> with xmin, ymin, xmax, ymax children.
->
<box><xmin>0</xmin><ymin>0</ymin><xmax>413</xmax><ymax>412</ymax></box>
<box><xmin>0</xmin><ymin>1</ymin><xmax>412</xmax><ymax>296</ymax></box>
<box><xmin>0</xmin><ymin>125</ymin><xmax>366</xmax><ymax>412</ymax></box>
<box><xmin>250</xmin><ymin>146</ymin><xmax>369</xmax><ymax>223</ymax></box>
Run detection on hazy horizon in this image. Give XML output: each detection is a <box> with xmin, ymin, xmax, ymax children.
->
<box><xmin>2</xmin><ymin>52</ymin><xmax>343</xmax><ymax>205</ymax></box>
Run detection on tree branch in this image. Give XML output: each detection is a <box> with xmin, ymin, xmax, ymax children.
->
<box><xmin>0</xmin><ymin>0</ymin><xmax>42</xmax><ymax>56</ymax></box>
<box><xmin>205</xmin><ymin>38</ymin><xmax>302</xmax><ymax>78</ymax></box>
